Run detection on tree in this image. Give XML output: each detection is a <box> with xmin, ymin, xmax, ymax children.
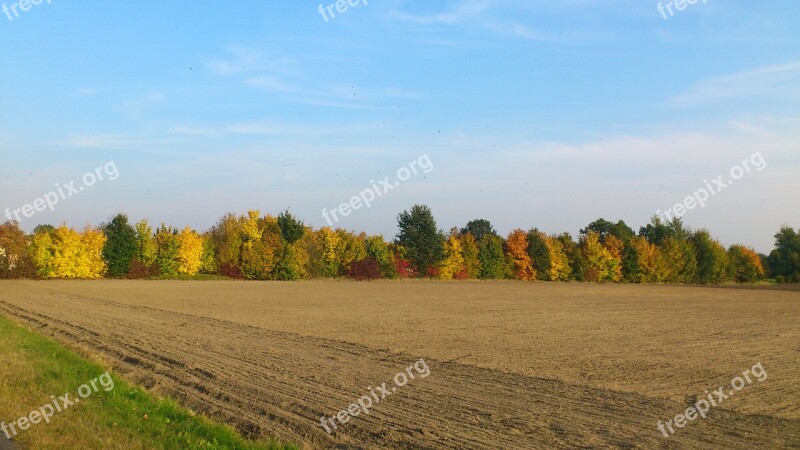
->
<box><xmin>237</xmin><ymin>212</ymin><xmax>282</xmax><ymax>280</ymax></box>
<box><xmin>556</xmin><ymin>233</ymin><xmax>585</xmax><ymax>281</ymax></box>
<box><xmin>461</xmin><ymin>232</ymin><xmax>481</xmax><ymax>279</ymax></box>
<box><xmin>506</xmin><ymin>229</ymin><xmax>535</xmax><ymax>281</ymax></box>
<box><xmin>691</xmin><ymin>230</ymin><xmax>729</xmax><ymax>284</ymax></box>
<box><xmin>32</xmin><ymin>224</ymin><xmax>55</xmax><ymax>235</ymax></box>
<box><xmin>209</xmin><ymin>213</ymin><xmax>244</xmax><ymax>277</ymax></box>
<box><xmin>336</xmin><ymin>229</ymin><xmax>367</xmax><ymax>275</ymax></box>
<box><xmin>29</xmin><ymin>225</ymin><xmax>106</xmax><ymax>279</ymax></box>
<box><xmin>581</xmin><ymin>218</ymin><xmax>635</xmax><ymax>243</ymax></box>
<box><xmin>175</xmin><ymin>227</ymin><xmax>204</xmax><ymax>276</ymax></box>
<box><xmin>478</xmin><ymin>234</ymin><xmax>508</xmax><ymax>279</ymax></box>
<box><xmin>526</xmin><ymin>229</ymin><xmax>551</xmax><ymax>280</ymax></box>
<box><xmin>602</xmin><ymin>235</ymin><xmax>624</xmax><ymax>282</ymax></box>
<box><xmin>395</xmin><ymin>205</ymin><xmax>444</xmax><ymax>276</ymax></box>
<box><xmin>659</xmin><ymin>236</ymin><xmax>697</xmax><ymax>283</ymax></box>
<box><xmin>391</xmin><ymin>243</ymin><xmax>415</xmax><ymax>278</ymax></box>
<box><xmin>274</xmin><ymin>243</ymin><xmax>305</xmax><ymax>280</ymax></box>
<box><xmin>0</xmin><ymin>221</ymin><xmax>34</xmax><ymax>278</ymax></box>
<box><xmin>439</xmin><ymin>230</ymin><xmax>467</xmax><ymax>280</ymax></box>
<box><xmin>728</xmin><ymin>245</ymin><xmax>765</xmax><ymax>283</ymax></box>
<box><xmin>365</xmin><ymin>235</ymin><xmax>397</xmax><ymax>279</ymax></box>
<box><xmin>101</xmin><ymin>213</ymin><xmax>138</xmax><ymax>277</ymax></box>
<box><xmin>545</xmin><ymin>235</ymin><xmax>571</xmax><ymax>281</ymax></box>
<box><xmin>460</xmin><ymin>219</ymin><xmax>496</xmax><ymax>242</ymax></box>
<box><xmin>307</xmin><ymin>227</ymin><xmax>341</xmax><ymax>277</ymax></box>
<box><xmin>154</xmin><ymin>225</ymin><xmax>180</xmax><ymax>277</ymax></box>
<box><xmin>134</xmin><ymin>219</ymin><xmax>157</xmax><ymax>268</ymax></box>
<box><xmin>628</xmin><ymin>236</ymin><xmax>666</xmax><ymax>283</ymax></box>
<box><xmin>580</xmin><ymin>232</ymin><xmax>617</xmax><ymax>282</ymax></box>
<box><xmin>199</xmin><ymin>235</ymin><xmax>217</xmax><ymax>274</ymax></box>
<box><xmin>278</xmin><ymin>210</ymin><xmax>305</xmax><ymax>244</ymax></box>
<box><xmin>768</xmin><ymin>226</ymin><xmax>800</xmax><ymax>282</ymax></box>
<box><xmin>639</xmin><ymin>216</ymin><xmax>673</xmax><ymax>246</ymax></box>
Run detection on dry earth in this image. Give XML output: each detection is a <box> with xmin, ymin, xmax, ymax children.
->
<box><xmin>0</xmin><ymin>280</ymin><xmax>798</xmax><ymax>449</ymax></box>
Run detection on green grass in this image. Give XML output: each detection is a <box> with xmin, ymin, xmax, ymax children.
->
<box><xmin>0</xmin><ymin>315</ymin><xmax>296</xmax><ymax>450</ymax></box>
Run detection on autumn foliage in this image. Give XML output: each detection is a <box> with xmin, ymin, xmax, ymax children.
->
<box><xmin>0</xmin><ymin>207</ymin><xmax>793</xmax><ymax>283</ymax></box>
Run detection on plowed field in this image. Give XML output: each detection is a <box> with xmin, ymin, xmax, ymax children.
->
<box><xmin>0</xmin><ymin>280</ymin><xmax>798</xmax><ymax>449</ymax></box>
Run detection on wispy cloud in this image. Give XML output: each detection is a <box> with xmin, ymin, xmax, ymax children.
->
<box><xmin>388</xmin><ymin>0</ymin><xmax>558</xmax><ymax>43</ymax></box>
<box><xmin>670</xmin><ymin>62</ymin><xmax>800</xmax><ymax>106</ymax></box>
<box><xmin>56</xmin><ymin>134</ymin><xmax>176</xmax><ymax>151</ymax></box>
<box><xmin>388</xmin><ymin>0</ymin><xmax>494</xmax><ymax>25</ymax></box>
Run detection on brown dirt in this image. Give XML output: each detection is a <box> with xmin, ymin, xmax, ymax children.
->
<box><xmin>0</xmin><ymin>280</ymin><xmax>798</xmax><ymax>449</ymax></box>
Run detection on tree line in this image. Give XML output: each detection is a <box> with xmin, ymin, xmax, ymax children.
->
<box><xmin>0</xmin><ymin>205</ymin><xmax>798</xmax><ymax>283</ymax></box>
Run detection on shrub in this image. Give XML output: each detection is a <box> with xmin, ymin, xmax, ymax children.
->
<box><xmin>218</xmin><ymin>263</ymin><xmax>244</xmax><ymax>280</ymax></box>
<box><xmin>125</xmin><ymin>259</ymin><xmax>156</xmax><ymax>279</ymax></box>
<box><xmin>348</xmin><ymin>257</ymin><xmax>382</xmax><ymax>281</ymax></box>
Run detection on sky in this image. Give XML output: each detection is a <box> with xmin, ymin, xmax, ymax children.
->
<box><xmin>0</xmin><ymin>0</ymin><xmax>798</xmax><ymax>253</ymax></box>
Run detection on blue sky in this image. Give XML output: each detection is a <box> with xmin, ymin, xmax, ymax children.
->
<box><xmin>0</xmin><ymin>0</ymin><xmax>798</xmax><ymax>252</ymax></box>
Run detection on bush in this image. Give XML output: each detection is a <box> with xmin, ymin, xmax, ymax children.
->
<box><xmin>125</xmin><ymin>259</ymin><xmax>156</xmax><ymax>279</ymax></box>
<box><xmin>218</xmin><ymin>263</ymin><xmax>244</xmax><ymax>280</ymax></box>
<box><xmin>348</xmin><ymin>258</ymin><xmax>382</xmax><ymax>281</ymax></box>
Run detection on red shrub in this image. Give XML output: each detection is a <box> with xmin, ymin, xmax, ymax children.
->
<box><xmin>348</xmin><ymin>258</ymin><xmax>382</xmax><ymax>281</ymax></box>
<box><xmin>125</xmin><ymin>259</ymin><xmax>155</xmax><ymax>279</ymax></box>
<box><xmin>218</xmin><ymin>263</ymin><xmax>244</xmax><ymax>279</ymax></box>
<box><xmin>396</xmin><ymin>259</ymin><xmax>415</xmax><ymax>278</ymax></box>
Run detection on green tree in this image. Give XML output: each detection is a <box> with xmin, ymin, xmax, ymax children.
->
<box><xmin>478</xmin><ymin>234</ymin><xmax>508</xmax><ymax>279</ymax></box>
<box><xmin>154</xmin><ymin>225</ymin><xmax>180</xmax><ymax>277</ymax></box>
<box><xmin>278</xmin><ymin>210</ymin><xmax>305</xmax><ymax>244</ymax></box>
<box><xmin>555</xmin><ymin>233</ymin><xmax>585</xmax><ymax>281</ymax></box>
<box><xmin>274</xmin><ymin>243</ymin><xmax>303</xmax><ymax>280</ymax></box>
<box><xmin>395</xmin><ymin>205</ymin><xmax>444</xmax><ymax>276</ymax></box>
<box><xmin>581</xmin><ymin>218</ymin><xmax>634</xmax><ymax>243</ymax></box>
<box><xmin>690</xmin><ymin>230</ymin><xmax>729</xmax><ymax>284</ymax></box>
<box><xmin>768</xmin><ymin>226</ymin><xmax>800</xmax><ymax>282</ymax></box>
<box><xmin>460</xmin><ymin>219</ymin><xmax>497</xmax><ymax>242</ymax></box>
<box><xmin>134</xmin><ymin>220</ymin><xmax>157</xmax><ymax>268</ymax></box>
<box><xmin>526</xmin><ymin>229</ymin><xmax>551</xmax><ymax>280</ymax></box>
<box><xmin>365</xmin><ymin>235</ymin><xmax>397</xmax><ymax>279</ymax></box>
<box><xmin>461</xmin><ymin>232</ymin><xmax>481</xmax><ymax>279</ymax></box>
<box><xmin>101</xmin><ymin>213</ymin><xmax>138</xmax><ymax>277</ymax></box>
<box><xmin>32</xmin><ymin>224</ymin><xmax>55</xmax><ymax>235</ymax></box>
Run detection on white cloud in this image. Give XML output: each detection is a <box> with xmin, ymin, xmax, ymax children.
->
<box><xmin>670</xmin><ymin>62</ymin><xmax>800</xmax><ymax>106</ymax></box>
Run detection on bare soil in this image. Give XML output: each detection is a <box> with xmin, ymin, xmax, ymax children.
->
<box><xmin>0</xmin><ymin>280</ymin><xmax>798</xmax><ymax>449</ymax></box>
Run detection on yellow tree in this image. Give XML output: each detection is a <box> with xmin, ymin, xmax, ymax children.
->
<box><xmin>30</xmin><ymin>226</ymin><xmax>106</xmax><ymax>278</ymax></box>
<box><xmin>315</xmin><ymin>227</ymin><xmax>342</xmax><ymax>277</ymax></box>
<box><xmin>728</xmin><ymin>245</ymin><xmax>765</xmax><ymax>282</ymax></box>
<box><xmin>134</xmin><ymin>219</ymin><xmax>157</xmax><ymax>267</ymax></box>
<box><xmin>506</xmin><ymin>229</ymin><xmax>536</xmax><ymax>281</ymax></box>
<box><xmin>29</xmin><ymin>229</ymin><xmax>56</xmax><ymax>278</ymax></box>
<box><xmin>545</xmin><ymin>236</ymin><xmax>571</xmax><ymax>281</ymax></box>
<box><xmin>581</xmin><ymin>232</ymin><xmax>616</xmax><ymax>282</ymax></box>
<box><xmin>81</xmin><ymin>227</ymin><xmax>107</xmax><ymax>278</ymax></box>
<box><xmin>335</xmin><ymin>229</ymin><xmax>366</xmax><ymax>274</ymax></box>
<box><xmin>603</xmin><ymin>235</ymin><xmax>624</xmax><ymax>282</ymax></box>
<box><xmin>239</xmin><ymin>212</ymin><xmax>282</xmax><ymax>280</ymax></box>
<box><xmin>461</xmin><ymin>232</ymin><xmax>481</xmax><ymax>279</ymax></box>
<box><xmin>439</xmin><ymin>231</ymin><xmax>466</xmax><ymax>280</ymax></box>
<box><xmin>629</xmin><ymin>236</ymin><xmax>667</xmax><ymax>283</ymax></box>
<box><xmin>176</xmin><ymin>226</ymin><xmax>203</xmax><ymax>275</ymax></box>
